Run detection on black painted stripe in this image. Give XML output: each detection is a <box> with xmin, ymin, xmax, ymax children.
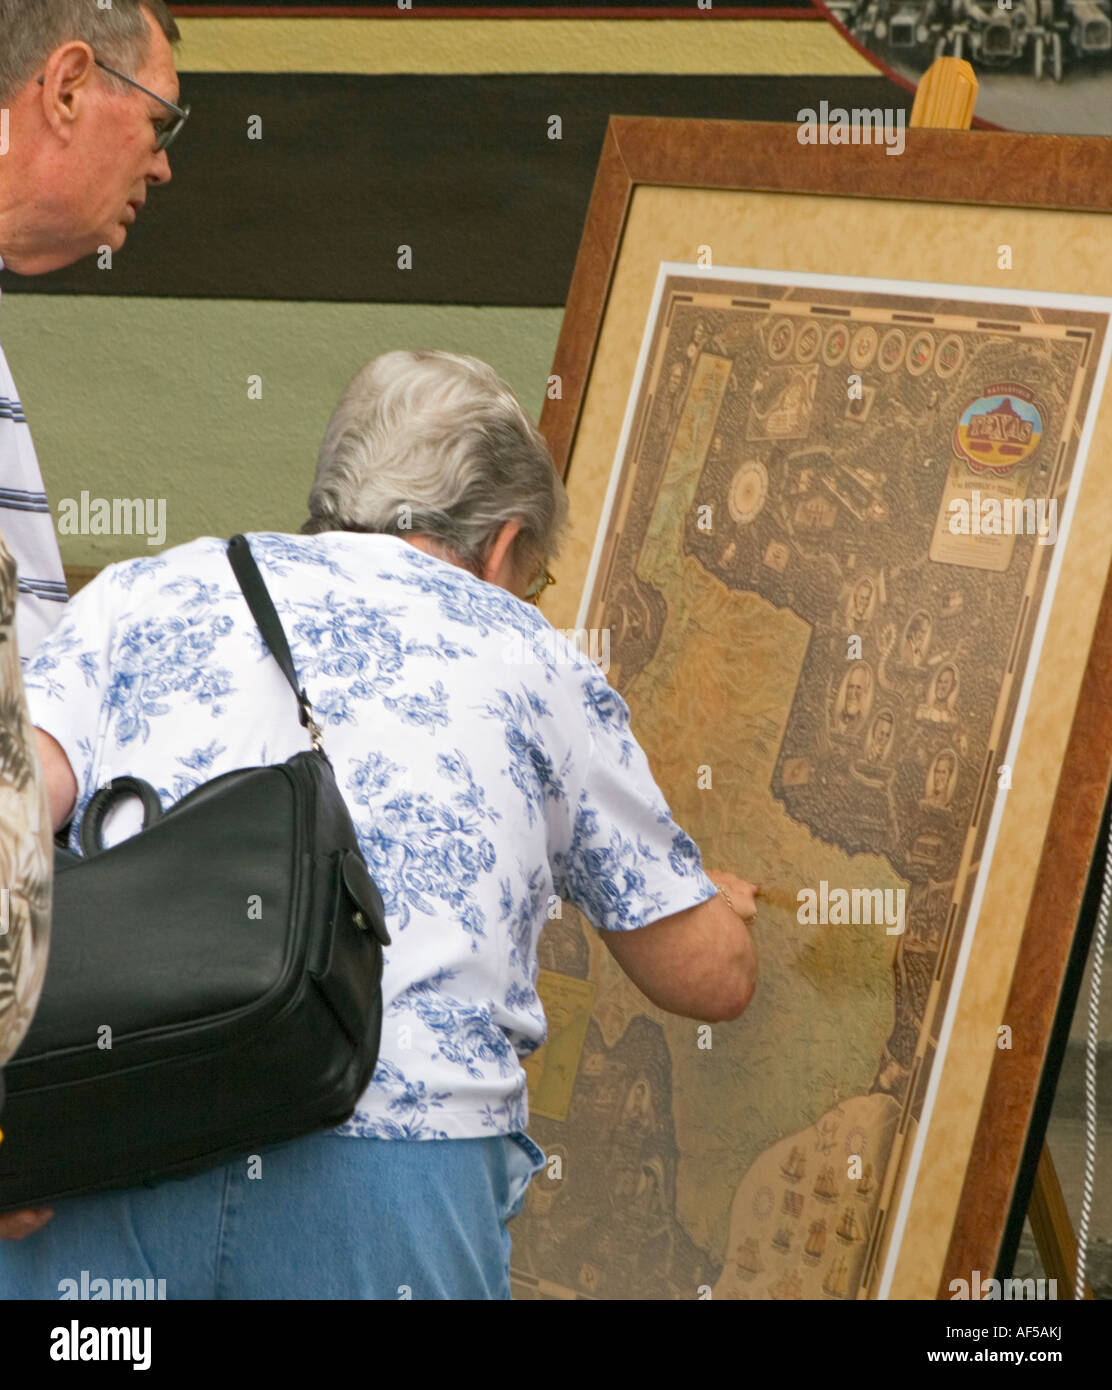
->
<box><xmin>1</xmin><ymin>74</ymin><xmax>903</xmax><ymax>306</ymax></box>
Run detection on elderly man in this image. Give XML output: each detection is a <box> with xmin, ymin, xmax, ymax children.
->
<box><xmin>0</xmin><ymin>0</ymin><xmax>183</xmax><ymax>652</ymax></box>
<box><xmin>0</xmin><ymin>0</ymin><xmax>184</xmax><ymax>1235</ymax></box>
<box><xmin>0</xmin><ymin>349</ymin><xmax>758</xmax><ymax>1297</ymax></box>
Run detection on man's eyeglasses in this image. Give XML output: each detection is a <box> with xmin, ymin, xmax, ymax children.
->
<box><xmin>38</xmin><ymin>58</ymin><xmax>189</xmax><ymax>152</ymax></box>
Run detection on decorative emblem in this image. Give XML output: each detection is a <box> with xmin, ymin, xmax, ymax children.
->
<box><xmin>767</xmin><ymin>317</ymin><xmax>795</xmax><ymax>361</ymax></box>
<box><xmin>822</xmin><ymin>323</ymin><xmax>850</xmax><ymax>366</ymax></box>
<box><xmin>878</xmin><ymin>328</ymin><xmax>907</xmax><ymax>373</ymax></box>
<box><xmin>849</xmin><ymin>325</ymin><xmax>879</xmax><ymax>370</ymax></box>
<box><xmin>935</xmin><ymin>333</ymin><xmax>964</xmax><ymax>379</ymax></box>
<box><xmin>906</xmin><ymin>332</ymin><xmax>935</xmax><ymax>376</ymax></box>
<box><xmin>728</xmin><ymin>460</ymin><xmax>769</xmax><ymax>524</ymax></box>
<box><xmin>952</xmin><ymin>382</ymin><xmax>1045</xmax><ymax>475</ymax></box>
<box><xmin>794</xmin><ymin>321</ymin><xmax>822</xmax><ymax>363</ymax></box>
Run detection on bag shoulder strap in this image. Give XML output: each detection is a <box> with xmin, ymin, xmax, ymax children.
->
<box><xmin>226</xmin><ymin>534</ymin><xmax>324</xmax><ymax>753</ymax></box>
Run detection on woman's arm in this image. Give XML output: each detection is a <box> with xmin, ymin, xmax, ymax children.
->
<box><xmin>600</xmin><ymin>870</ymin><xmax>758</xmax><ymax>1022</ymax></box>
<box><xmin>34</xmin><ymin>728</ymin><xmax>77</xmax><ymax>834</ymax></box>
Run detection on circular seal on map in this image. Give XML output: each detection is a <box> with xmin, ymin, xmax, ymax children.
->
<box><xmin>849</xmin><ymin>324</ymin><xmax>878</xmax><ymax>370</ymax></box>
<box><xmin>728</xmin><ymin>460</ymin><xmax>769</xmax><ymax>525</ymax></box>
<box><xmin>906</xmin><ymin>331</ymin><xmax>935</xmax><ymax>376</ymax></box>
<box><xmin>767</xmin><ymin>317</ymin><xmax>795</xmax><ymax>361</ymax></box>
<box><xmin>878</xmin><ymin>328</ymin><xmax>907</xmax><ymax>373</ymax></box>
<box><xmin>794</xmin><ymin>321</ymin><xmax>822</xmax><ymax>362</ymax></box>
<box><xmin>822</xmin><ymin>323</ymin><xmax>850</xmax><ymax>367</ymax></box>
<box><xmin>934</xmin><ymin>333</ymin><xmax>965</xmax><ymax>379</ymax></box>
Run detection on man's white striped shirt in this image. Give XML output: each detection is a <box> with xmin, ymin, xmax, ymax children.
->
<box><xmin>0</xmin><ymin>260</ymin><xmax>68</xmax><ymax>658</ymax></box>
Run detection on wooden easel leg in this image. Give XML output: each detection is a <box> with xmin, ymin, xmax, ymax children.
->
<box><xmin>1026</xmin><ymin>1143</ymin><xmax>1093</xmax><ymax>1300</ymax></box>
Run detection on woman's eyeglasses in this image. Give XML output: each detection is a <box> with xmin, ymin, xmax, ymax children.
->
<box><xmin>524</xmin><ymin>567</ymin><xmax>556</xmax><ymax>605</ymax></box>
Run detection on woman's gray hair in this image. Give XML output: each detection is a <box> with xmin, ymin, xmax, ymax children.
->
<box><xmin>0</xmin><ymin>0</ymin><xmax>179</xmax><ymax>105</ymax></box>
<box><xmin>304</xmin><ymin>350</ymin><xmax>569</xmax><ymax>579</ymax></box>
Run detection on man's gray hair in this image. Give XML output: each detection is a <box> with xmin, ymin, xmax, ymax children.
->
<box><xmin>0</xmin><ymin>1</ymin><xmax>180</xmax><ymax>105</ymax></box>
<box><xmin>304</xmin><ymin>350</ymin><xmax>569</xmax><ymax>579</ymax></box>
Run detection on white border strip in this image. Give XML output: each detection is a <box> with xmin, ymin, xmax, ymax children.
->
<box><xmin>571</xmin><ymin>262</ymin><xmax>1112</xmax><ymax>1295</ymax></box>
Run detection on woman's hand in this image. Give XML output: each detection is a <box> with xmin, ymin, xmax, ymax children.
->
<box><xmin>705</xmin><ymin>869</ymin><xmax>758</xmax><ymax>924</ymax></box>
<box><xmin>0</xmin><ymin>1208</ymin><xmax>53</xmax><ymax>1239</ymax></box>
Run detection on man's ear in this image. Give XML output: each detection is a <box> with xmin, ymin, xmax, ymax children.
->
<box><xmin>39</xmin><ymin>41</ymin><xmax>98</xmax><ymax>139</ymax></box>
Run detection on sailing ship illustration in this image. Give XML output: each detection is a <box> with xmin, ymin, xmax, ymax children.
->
<box><xmin>780</xmin><ymin>1146</ymin><xmax>806</xmax><ymax>1183</ymax></box>
<box><xmin>823</xmin><ymin>1255</ymin><xmax>850</xmax><ymax>1299</ymax></box>
<box><xmin>814</xmin><ymin>1116</ymin><xmax>839</xmax><ymax>1154</ymax></box>
<box><xmin>771</xmin><ymin>1225</ymin><xmax>793</xmax><ymax>1254</ymax></box>
<box><xmin>812</xmin><ymin>1164</ymin><xmax>839</xmax><ymax>1204</ymax></box>
<box><xmin>837</xmin><ymin>1207</ymin><xmax>866</xmax><ymax>1243</ymax></box>
<box><xmin>769</xmin><ymin>1270</ymin><xmax>804</xmax><ymax>1300</ymax></box>
<box><xmin>855</xmin><ymin>1162</ymin><xmax>876</xmax><ymax>1200</ymax></box>
<box><xmin>733</xmin><ymin>1237</ymin><xmax>763</xmax><ymax>1278</ymax></box>
<box><xmin>803</xmin><ymin>1218</ymin><xmax>827</xmax><ymax>1264</ymax></box>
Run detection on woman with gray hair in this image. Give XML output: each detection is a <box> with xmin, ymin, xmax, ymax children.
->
<box><xmin>0</xmin><ymin>349</ymin><xmax>757</xmax><ymax>1297</ymax></box>
<box><xmin>305</xmin><ymin>350</ymin><xmax>567</xmax><ymax>586</ymax></box>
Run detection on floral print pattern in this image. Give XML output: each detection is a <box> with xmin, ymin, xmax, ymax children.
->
<box><xmin>23</xmin><ymin>533</ymin><xmax>716</xmax><ymax>1139</ymax></box>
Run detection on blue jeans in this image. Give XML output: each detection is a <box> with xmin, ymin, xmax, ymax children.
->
<box><xmin>0</xmin><ymin>1131</ymin><xmax>545</xmax><ymax>1300</ymax></box>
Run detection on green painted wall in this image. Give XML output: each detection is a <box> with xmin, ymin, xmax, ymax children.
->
<box><xmin>0</xmin><ymin>295</ymin><xmax>562</xmax><ymax>568</ymax></box>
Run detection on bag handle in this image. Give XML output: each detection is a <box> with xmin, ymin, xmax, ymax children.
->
<box><xmin>79</xmin><ymin>775</ymin><xmax>165</xmax><ymax>858</ymax></box>
<box><xmin>226</xmin><ymin>535</ymin><xmax>324</xmax><ymax>754</ymax></box>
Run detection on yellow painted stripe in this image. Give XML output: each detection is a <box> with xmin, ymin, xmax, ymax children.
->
<box><xmin>174</xmin><ymin>18</ymin><xmax>878</xmax><ymax>76</ymax></box>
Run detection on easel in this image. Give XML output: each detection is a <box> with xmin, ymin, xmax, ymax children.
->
<box><xmin>910</xmin><ymin>56</ymin><xmax>1093</xmax><ymax>1301</ymax></box>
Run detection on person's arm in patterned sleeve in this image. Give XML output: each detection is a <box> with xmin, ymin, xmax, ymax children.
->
<box><xmin>0</xmin><ymin>534</ymin><xmax>60</xmax><ymax>1242</ymax></box>
<box><xmin>0</xmin><ymin>567</ymin><xmax>117</xmax><ymax>1241</ymax></box>
<box><xmin>552</xmin><ymin>665</ymin><xmax>758</xmax><ymax>1024</ymax></box>
<box><xmin>0</xmin><ymin>538</ymin><xmax>53</xmax><ymax>1071</ymax></box>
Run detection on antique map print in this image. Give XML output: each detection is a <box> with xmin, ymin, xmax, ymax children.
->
<box><xmin>512</xmin><ymin>268</ymin><xmax>1112</xmax><ymax>1300</ymax></box>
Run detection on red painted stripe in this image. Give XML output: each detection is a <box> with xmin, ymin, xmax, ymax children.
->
<box><xmin>169</xmin><ymin>6</ymin><xmax>823</xmax><ymax>17</ymax></box>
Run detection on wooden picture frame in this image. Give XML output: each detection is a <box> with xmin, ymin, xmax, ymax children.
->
<box><xmin>518</xmin><ymin>118</ymin><xmax>1112</xmax><ymax>1300</ymax></box>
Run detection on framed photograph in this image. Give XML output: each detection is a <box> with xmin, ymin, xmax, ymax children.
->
<box><xmin>512</xmin><ymin>118</ymin><xmax>1112</xmax><ymax>1300</ymax></box>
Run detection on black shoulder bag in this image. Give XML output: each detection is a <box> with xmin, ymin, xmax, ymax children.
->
<box><xmin>0</xmin><ymin>535</ymin><xmax>390</xmax><ymax>1211</ymax></box>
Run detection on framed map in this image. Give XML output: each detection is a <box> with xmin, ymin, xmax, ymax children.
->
<box><xmin>513</xmin><ymin>119</ymin><xmax>1112</xmax><ymax>1300</ymax></box>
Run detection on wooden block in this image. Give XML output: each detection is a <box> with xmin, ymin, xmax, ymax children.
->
<box><xmin>910</xmin><ymin>57</ymin><xmax>978</xmax><ymax>131</ymax></box>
